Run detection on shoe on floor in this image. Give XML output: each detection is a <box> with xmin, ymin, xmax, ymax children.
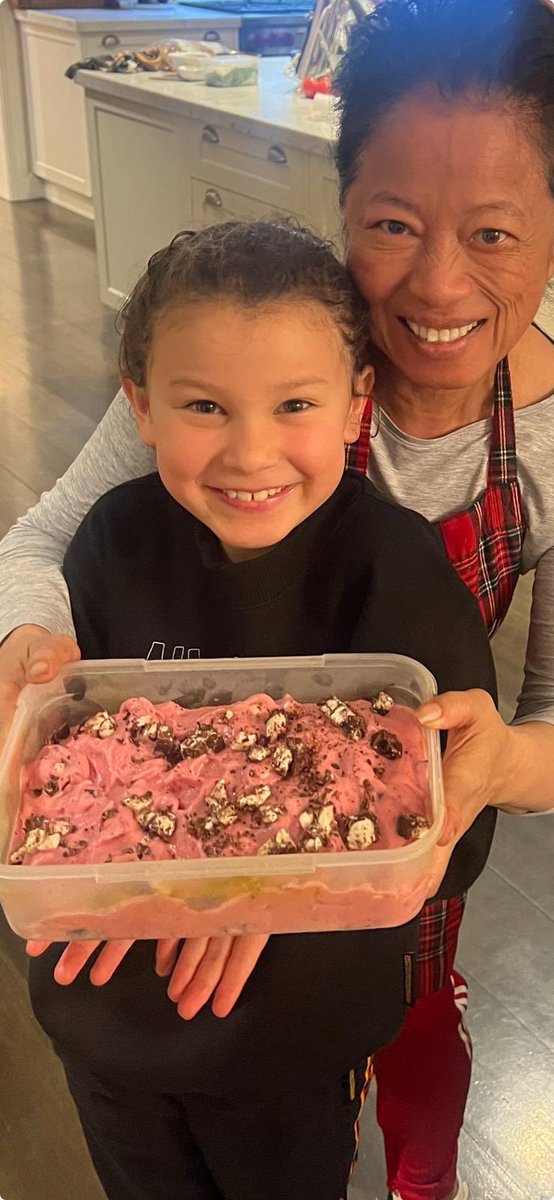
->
<box><xmin>388</xmin><ymin>1174</ymin><xmax>469</xmax><ymax>1200</ymax></box>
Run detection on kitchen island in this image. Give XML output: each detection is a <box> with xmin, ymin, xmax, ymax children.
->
<box><xmin>15</xmin><ymin>6</ymin><xmax>241</xmax><ymax>215</ymax></box>
<box><xmin>75</xmin><ymin>56</ymin><xmax>340</xmax><ymax>307</ymax></box>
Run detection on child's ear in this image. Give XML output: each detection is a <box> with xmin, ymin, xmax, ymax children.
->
<box><xmin>344</xmin><ymin>365</ymin><xmax>375</xmax><ymax>444</ymax></box>
<box><xmin>122</xmin><ymin>377</ymin><xmax>156</xmax><ymax>449</ymax></box>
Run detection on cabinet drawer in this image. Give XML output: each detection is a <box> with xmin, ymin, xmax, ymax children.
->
<box><xmin>80</xmin><ymin>24</ymin><xmax>239</xmax><ymax>57</ymax></box>
<box><xmin>191</xmin><ymin>176</ymin><xmax>294</xmax><ymax>227</ymax></box>
<box><xmin>192</xmin><ymin>119</ymin><xmax>308</xmax><ymax>211</ymax></box>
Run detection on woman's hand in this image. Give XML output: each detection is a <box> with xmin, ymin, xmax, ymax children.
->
<box><xmin>418</xmin><ymin>689</ymin><xmax>511</xmax><ymax>846</ymax></box>
<box><xmin>0</xmin><ymin>624</ymin><xmax>80</xmax><ymax>747</ymax></box>
<box><xmin>416</xmin><ymin>688</ymin><xmax>540</xmax><ymax>896</ymax></box>
<box><xmin>26</xmin><ymin>933</ymin><xmax>269</xmax><ymax>1018</ymax></box>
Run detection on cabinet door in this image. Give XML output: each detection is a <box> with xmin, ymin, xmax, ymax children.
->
<box><xmin>88</xmin><ymin>98</ymin><xmax>191</xmax><ymax>308</ymax></box>
<box><xmin>21</xmin><ymin>25</ymin><xmax>91</xmax><ymax>195</ymax></box>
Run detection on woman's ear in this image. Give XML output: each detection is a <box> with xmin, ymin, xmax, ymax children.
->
<box><xmin>122</xmin><ymin>377</ymin><xmax>156</xmax><ymax>448</ymax></box>
<box><xmin>344</xmin><ymin>364</ymin><xmax>375</xmax><ymax>444</ymax></box>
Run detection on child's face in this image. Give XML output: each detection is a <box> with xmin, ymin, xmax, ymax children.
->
<box><xmin>125</xmin><ymin>298</ymin><xmax>372</xmax><ymax>560</ymax></box>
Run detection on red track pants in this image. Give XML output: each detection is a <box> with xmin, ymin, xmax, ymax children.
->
<box><xmin>373</xmin><ymin>969</ymin><xmax>471</xmax><ymax>1200</ymax></box>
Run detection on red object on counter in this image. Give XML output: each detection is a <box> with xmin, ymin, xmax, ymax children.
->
<box><xmin>301</xmin><ymin>75</ymin><xmax>333</xmax><ymax>98</ymax></box>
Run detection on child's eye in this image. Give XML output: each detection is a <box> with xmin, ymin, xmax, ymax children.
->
<box><xmin>278</xmin><ymin>399</ymin><xmax>313</xmax><ymax>414</ymax></box>
<box><xmin>186</xmin><ymin>401</ymin><xmax>223</xmax><ymax>415</ymax></box>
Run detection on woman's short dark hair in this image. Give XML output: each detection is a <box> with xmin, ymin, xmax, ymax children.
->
<box><xmin>118</xmin><ymin>219</ymin><xmax>371</xmax><ymax>386</ymax></box>
<box><xmin>335</xmin><ymin>0</ymin><xmax>554</xmax><ymax>199</ymax></box>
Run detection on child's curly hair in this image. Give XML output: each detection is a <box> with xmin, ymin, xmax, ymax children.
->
<box><xmin>117</xmin><ymin>219</ymin><xmax>371</xmax><ymax>387</ymax></box>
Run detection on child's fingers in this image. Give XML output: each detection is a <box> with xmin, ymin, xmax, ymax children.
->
<box><xmin>211</xmin><ymin>934</ymin><xmax>269</xmax><ymax>1018</ymax></box>
<box><xmin>26</xmin><ymin>940</ymin><xmax>52</xmax><ymax>957</ymax></box>
<box><xmin>166</xmin><ymin>938</ymin><xmax>211</xmax><ymax>1001</ymax></box>
<box><xmin>176</xmin><ymin>938</ymin><xmax>234</xmax><ymax>1020</ymax></box>
<box><xmin>155</xmin><ymin>938</ymin><xmax>182</xmax><ymax>977</ymax></box>
<box><xmin>89</xmin><ymin>940</ymin><xmax>136</xmax><ymax>986</ymax></box>
<box><xmin>53</xmin><ymin>941</ymin><xmax>102</xmax><ymax>985</ymax></box>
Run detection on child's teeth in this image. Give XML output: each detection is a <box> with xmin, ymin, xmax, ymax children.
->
<box><xmin>223</xmin><ymin>487</ymin><xmax>284</xmax><ymax>502</ymax></box>
<box><xmin>406</xmin><ymin>320</ymin><xmax>479</xmax><ymax>343</ymax></box>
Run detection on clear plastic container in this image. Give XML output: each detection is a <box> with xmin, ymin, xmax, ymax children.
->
<box><xmin>0</xmin><ymin>655</ymin><xmax>444</xmax><ymax>940</ymax></box>
<box><xmin>204</xmin><ymin>54</ymin><xmax>260</xmax><ymax>87</ymax></box>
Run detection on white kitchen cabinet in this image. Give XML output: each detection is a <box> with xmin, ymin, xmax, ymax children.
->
<box><xmin>16</xmin><ymin>8</ymin><xmax>240</xmax><ymax>216</ymax></box>
<box><xmin>87</xmin><ymin>95</ymin><xmax>191</xmax><ymax>306</ymax></box>
<box><xmin>77</xmin><ymin>60</ymin><xmax>342</xmax><ymax>310</ymax></box>
<box><xmin>20</xmin><ymin>22</ymin><xmax>91</xmax><ymax>211</ymax></box>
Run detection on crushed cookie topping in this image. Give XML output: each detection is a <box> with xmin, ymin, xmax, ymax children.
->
<box><xmin>346</xmin><ymin>814</ymin><xmax>379</xmax><ymax>851</ymax></box>
<box><xmin>258</xmin><ymin>828</ymin><xmax>297</xmax><ymax>856</ymax></box>
<box><xmin>370</xmin><ymin>691</ymin><xmax>394</xmax><ymax>715</ymax></box>
<box><xmin>397</xmin><ymin>813</ymin><xmax>429</xmax><ymax>841</ymax></box>
<box><xmin>247</xmin><ymin>744</ymin><xmax>269</xmax><ymax>762</ymax></box>
<box><xmin>237</xmin><ymin>785</ymin><xmax>272</xmax><ymax>810</ymax></box>
<box><xmin>180</xmin><ymin>724</ymin><xmax>225</xmax><ymax>759</ymax></box>
<box><xmin>272</xmin><ymin>743</ymin><xmax>293</xmax><ymax>777</ymax></box>
<box><xmin>370</xmin><ymin>729</ymin><xmax>403</xmax><ymax>760</ymax></box>
<box><xmin>230</xmin><ymin>731</ymin><xmax>257</xmax><ymax>751</ymax></box>
<box><xmin>79</xmin><ymin>711</ymin><xmax>117</xmax><ymax>739</ymax></box>
<box><xmin>320</xmin><ymin>697</ymin><xmax>366</xmax><ymax>741</ymax></box>
<box><xmin>265</xmin><ymin>710</ymin><xmax>288</xmax><ymax>740</ymax></box>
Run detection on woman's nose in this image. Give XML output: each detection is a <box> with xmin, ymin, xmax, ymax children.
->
<box><xmin>408</xmin><ymin>238</ymin><xmax>474</xmax><ymax>311</ymax></box>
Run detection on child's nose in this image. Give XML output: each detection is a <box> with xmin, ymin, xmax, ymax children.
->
<box><xmin>221</xmin><ymin>422</ymin><xmax>280</xmax><ymax>473</ymax></box>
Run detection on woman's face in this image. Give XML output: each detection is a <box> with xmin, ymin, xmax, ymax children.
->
<box><xmin>344</xmin><ymin>89</ymin><xmax>554</xmax><ymax>391</ymax></box>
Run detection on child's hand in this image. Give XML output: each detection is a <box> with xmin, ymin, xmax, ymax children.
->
<box><xmin>26</xmin><ymin>938</ymin><xmax>135</xmax><ymax>985</ymax></box>
<box><xmin>157</xmin><ymin>934</ymin><xmax>270</xmax><ymax>1019</ymax></box>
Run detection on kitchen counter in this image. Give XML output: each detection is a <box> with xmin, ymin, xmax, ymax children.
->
<box><xmin>75</xmin><ymin>55</ymin><xmax>336</xmax><ymax>156</ymax></box>
<box><xmin>14</xmin><ymin>6</ymin><xmax>241</xmax><ymax>35</ymax></box>
<box><xmin>75</xmin><ymin>56</ymin><xmax>341</xmax><ymax>309</ymax></box>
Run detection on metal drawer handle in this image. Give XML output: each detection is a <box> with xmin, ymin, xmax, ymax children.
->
<box><xmin>267</xmin><ymin>144</ymin><xmax>287</xmax><ymax>165</ymax></box>
<box><xmin>101</xmin><ymin>33</ymin><xmax>121</xmax><ymax>48</ymax></box>
<box><xmin>201</xmin><ymin>125</ymin><xmax>220</xmax><ymax>145</ymax></box>
<box><xmin>205</xmin><ymin>188</ymin><xmax>223</xmax><ymax>208</ymax></box>
<box><xmin>203</xmin><ymin>29</ymin><xmax>221</xmax><ymax>41</ymax></box>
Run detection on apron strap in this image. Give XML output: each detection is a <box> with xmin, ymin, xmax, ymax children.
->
<box><xmin>487</xmin><ymin>358</ymin><xmax>517</xmax><ymax>487</ymax></box>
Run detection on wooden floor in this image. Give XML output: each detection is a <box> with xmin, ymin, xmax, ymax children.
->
<box><xmin>0</xmin><ymin>198</ymin><xmax>552</xmax><ymax>1200</ymax></box>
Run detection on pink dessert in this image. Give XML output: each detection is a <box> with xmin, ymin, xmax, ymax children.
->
<box><xmin>10</xmin><ymin>692</ymin><xmax>430</xmax><ymax>870</ymax></box>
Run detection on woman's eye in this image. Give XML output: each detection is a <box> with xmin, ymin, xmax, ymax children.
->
<box><xmin>278</xmin><ymin>399</ymin><xmax>313</xmax><ymax>414</ymax></box>
<box><xmin>474</xmin><ymin>228</ymin><xmax>508</xmax><ymax>246</ymax></box>
<box><xmin>186</xmin><ymin>401</ymin><xmax>222</xmax><ymax>415</ymax></box>
<box><xmin>375</xmin><ymin>219</ymin><xmax>411</xmax><ymax>236</ymax></box>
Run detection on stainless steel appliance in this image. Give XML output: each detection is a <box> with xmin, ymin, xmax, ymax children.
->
<box><xmin>177</xmin><ymin>0</ymin><xmax>311</xmax><ymax>55</ymax></box>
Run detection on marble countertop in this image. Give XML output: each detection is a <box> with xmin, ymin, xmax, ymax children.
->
<box><xmin>75</xmin><ymin>54</ymin><xmax>336</xmax><ymax>155</ymax></box>
<box><xmin>15</xmin><ymin>6</ymin><xmax>242</xmax><ymax>32</ymax></box>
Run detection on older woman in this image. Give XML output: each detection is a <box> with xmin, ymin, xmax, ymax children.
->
<box><xmin>0</xmin><ymin>2</ymin><xmax>552</xmax><ymax>1199</ymax></box>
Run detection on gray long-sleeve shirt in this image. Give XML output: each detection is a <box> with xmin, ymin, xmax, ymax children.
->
<box><xmin>2</xmin><ymin>386</ymin><xmax>554</xmax><ymax>724</ymax></box>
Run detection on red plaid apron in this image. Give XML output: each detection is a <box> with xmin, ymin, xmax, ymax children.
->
<box><xmin>347</xmin><ymin>358</ymin><xmax>526</xmax><ymax>994</ymax></box>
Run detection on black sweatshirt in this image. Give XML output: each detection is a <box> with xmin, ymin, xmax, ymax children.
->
<box><xmin>53</xmin><ymin>470</ymin><xmax>496</xmax><ymax>1096</ymax></box>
